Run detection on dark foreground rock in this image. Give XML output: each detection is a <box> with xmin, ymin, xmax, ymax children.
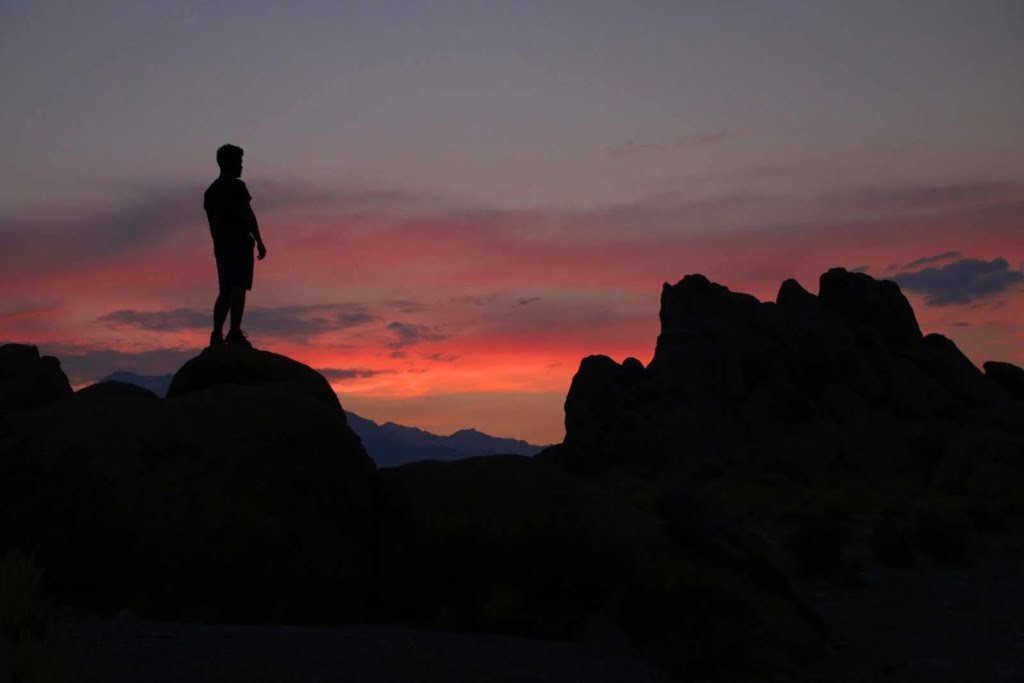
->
<box><xmin>0</xmin><ymin>344</ymin><xmax>827</xmax><ymax>680</ymax></box>
<box><xmin>53</xmin><ymin>621</ymin><xmax>672</xmax><ymax>683</ymax></box>
<box><xmin>376</xmin><ymin>456</ymin><xmax>825</xmax><ymax>678</ymax></box>
<box><xmin>0</xmin><ymin>347</ymin><xmax>375</xmax><ymax>622</ymax></box>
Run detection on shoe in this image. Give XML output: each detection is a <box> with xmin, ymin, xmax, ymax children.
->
<box><xmin>209</xmin><ymin>330</ymin><xmax>224</xmax><ymax>347</ymax></box>
<box><xmin>225</xmin><ymin>328</ymin><xmax>252</xmax><ymax>348</ymax></box>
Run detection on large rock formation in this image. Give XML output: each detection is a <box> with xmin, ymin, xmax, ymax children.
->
<box><xmin>544</xmin><ymin>268</ymin><xmax>1023</xmax><ymax>494</ymax></box>
<box><xmin>0</xmin><ymin>344</ymin><xmax>72</xmax><ymax>419</ymax></box>
<box><xmin>0</xmin><ymin>346</ymin><xmax>375</xmax><ymax>621</ymax></box>
<box><xmin>539</xmin><ymin>268</ymin><xmax>1024</xmax><ymax>677</ymax></box>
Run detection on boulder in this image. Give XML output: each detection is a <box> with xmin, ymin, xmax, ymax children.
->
<box><xmin>76</xmin><ymin>380</ymin><xmax>157</xmax><ymax>401</ymax></box>
<box><xmin>776</xmin><ymin>278</ymin><xmax>817</xmax><ymax>309</ymax></box>
<box><xmin>818</xmin><ymin>268</ymin><xmax>922</xmax><ymax>347</ymax></box>
<box><xmin>984</xmin><ymin>361</ymin><xmax>1024</xmax><ymax>401</ymax></box>
<box><xmin>561</xmin><ymin>356</ymin><xmax>639</xmax><ymax>459</ymax></box>
<box><xmin>0</xmin><ymin>348</ymin><xmax>375</xmax><ymax>622</ymax></box>
<box><xmin>168</xmin><ymin>345</ymin><xmax>342</xmax><ymax>411</ymax></box>
<box><xmin>0</xmin><ymin>344</ymin><xmax>72</xmax><ymax>418</ymax></box>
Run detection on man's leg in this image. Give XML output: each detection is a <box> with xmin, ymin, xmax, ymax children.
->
<box><xmin>213</xmin><ymin>291</ymin><xmax>229</xmax><ymax>335</ymax></box>
<box><xmin>229</xmin><ymin>285</ymin><xmax>247</xmax><ymax>331</ymax></box>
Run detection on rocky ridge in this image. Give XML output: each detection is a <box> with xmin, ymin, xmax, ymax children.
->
<box><xmin>544</xmin><ymin>268</ymin><xmax>1022</xmax><ymax>495</ymax></box>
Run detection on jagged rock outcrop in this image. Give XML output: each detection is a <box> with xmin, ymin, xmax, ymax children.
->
<box><xmin>985</xmin><ymin>360</ymin><xmax>1024</xmax><ymax>401</ymax></box>
<box><xmin>545</xmin><ymin>268</ymin><xmax>1022</xmax><ymax>482</ymax></box>
<box><xmin>0</xmin><ymin>343</ymin><xmax>72</xmax><ymax>419</ymax></box>
<box><xmin>0</xmin><ymin>346</ymin><xmax>375</xmax><ymax>621</ymax></box>
<box><xmin>818</xmin><ymin>267</ymin><xmax>922</xmax><ymax>346</ymax></box>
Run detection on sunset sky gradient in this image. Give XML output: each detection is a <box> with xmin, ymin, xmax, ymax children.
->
<box><xmin>2</xmin><ymin>1</ymin><xmax>1023</xmax><ymax>443</ymax></box>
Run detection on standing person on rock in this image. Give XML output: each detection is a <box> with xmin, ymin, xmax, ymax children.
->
<box><xmin>204</xmin><ymin>144</ymin><xmax>267</xmax><ymax>348</ymax></box>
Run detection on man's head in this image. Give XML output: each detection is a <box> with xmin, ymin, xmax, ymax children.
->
<box><xmin>216</xmin><ymin>144</ymin><xmax>244</xmax><ymax>178</ymax></box>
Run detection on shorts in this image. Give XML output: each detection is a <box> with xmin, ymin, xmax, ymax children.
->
<box><xmin>215</xmin><ymin>247</ymin><xmax>254</xmax><ymax>292</ymax></box>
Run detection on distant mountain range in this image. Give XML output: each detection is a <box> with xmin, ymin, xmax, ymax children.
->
<box><xmin>344</xmin><ymin>412</ymin><xmax>544</xmax><ymax>468</ymax></box>
<box><xmin>98</xmin><ymin>371</ymin><xmax>545</xmax><ymax>467</ymax></box>
<box><xmin>100</xmin><ymin>371</ymin><xmax>174</xmax><ymax>398</ymax></box>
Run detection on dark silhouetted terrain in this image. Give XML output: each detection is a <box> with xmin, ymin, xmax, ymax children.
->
<box><xmin>95</xmin><ymin>371</ymin><xmax>543</xmax><ymax>467</ymax></box>
<box><xmin>2</xmin><ymin>268</ymin><xmax>1023</xmax><ymax>681</ymax></box>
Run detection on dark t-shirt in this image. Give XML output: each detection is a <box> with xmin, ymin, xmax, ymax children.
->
<box><xmin>204</xmin><ymin>177</ymin><xmax>255</xmax><ymax>258</ymax></box>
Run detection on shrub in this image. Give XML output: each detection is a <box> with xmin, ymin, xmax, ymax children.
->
<box><xmin>0</xmin><ymin>550</ymin><xmax>72</xmax><ymax>683</ymax></box>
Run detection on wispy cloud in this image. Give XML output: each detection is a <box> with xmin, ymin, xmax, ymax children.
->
<box><xmin>96</xmin><ymin>304</ymin><xmax>378</xmax><ymax>341</ymax></box>
<box><xmin>389</xmin><ymin>300</ymin><xmax>430</xmax><ymax>313</ymax></box>
<box><xmin>421</xmin><ymin>352</ymin><xmax>459</xmax><ymax>362</ymax></box>
<box><xmin>892</xmin><ymin>251</ymin><xmax>963</xmax><ymax>272</ymax></box>
<box><xmin>893</xmin><ymin>256</ymin><xmax>1024</xmax><ymax>305</ymax></box>
<box><xmin>386</xmin><ymin>321</ymin><xmax>447</xmax><ymax>350</ymax></box>
<box><xmin>317</xmin><ymin>367</ymin><xmax>394</xmax><ymax>381</ymax></box>
<box><xmin>97</xmin><ymin>308</ymin><xmax>209</xmax><ymax>331</ymax></box>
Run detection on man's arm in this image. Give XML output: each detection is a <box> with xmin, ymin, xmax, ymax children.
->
<box><xmin>244</xmin><ymin>204</ymin><xmax>267</xmax><ymax>260</ymax></box>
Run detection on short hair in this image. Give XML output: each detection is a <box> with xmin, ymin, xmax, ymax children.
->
<box><xmin>216</xmin><ymin>144</ymin><xmax>244</xmax><ymax>169</ymax></box>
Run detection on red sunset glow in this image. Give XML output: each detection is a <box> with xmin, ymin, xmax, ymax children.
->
<box><xmin>3</xmin><ymin>3</ymin><xmax>1023</xmax><ymax>444</ymax></box>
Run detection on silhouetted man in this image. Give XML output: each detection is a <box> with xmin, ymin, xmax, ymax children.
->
<box><xmin>204</xmin><ymin>144</ymin><xmax>267</xmax><ymax>347</ymax></box>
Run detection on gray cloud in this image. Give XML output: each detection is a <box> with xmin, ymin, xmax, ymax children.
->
<box><xmin>893</xmin><ymin>257</ymin><xmax>1024</xmax><ymax>305</ymax></box>
<box><xmin>901</xmin><ymin>251</ymin><xmax>963</xmax><ymax>271</ymax></box>
<box><xmin>249</xmin><ymin>305</ymin><xmax>377</xmax><ymax>339</ymax></box>
<box><xmin>97</xmin><ymin>304</ymin><xmax>377</xmax><ymax>341</ymax></box>
<box><xmin>317</xmin><ymin>367</ymin><xmax>394</xmax><ymax>381</ymax></box>
<box><xmin>389</xmin><ymin>299</ymin><xmax>430</xmax><ymax>313</ymax></box>
<box><xmin>386</xmin><ymin>321</ymin><xmax>447</xmax><ymax>350</ymax></box>
<box><xmin>97</xmin><ymin>308</ymin><xmax>209</xmax><ymax>331</ymax></box>
<box><xmin>450</xmin><ymin>294</ymin><xmax>498</xmax><ymax>307</ymax></box>
<box><xmin>517</xmin><ymin>297</ymin><xmax>541</xmax><ymax>306</ymax></box>
<box><xmin>421</xmin><ymin>352</ymin><xmax>459</xmax><ymax>362</ymax></box>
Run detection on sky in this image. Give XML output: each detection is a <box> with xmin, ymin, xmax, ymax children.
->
<box><xmin>2</xmin><ymin>1</ymin><xmax>1023</xmax><ymax>444</ymax></box>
